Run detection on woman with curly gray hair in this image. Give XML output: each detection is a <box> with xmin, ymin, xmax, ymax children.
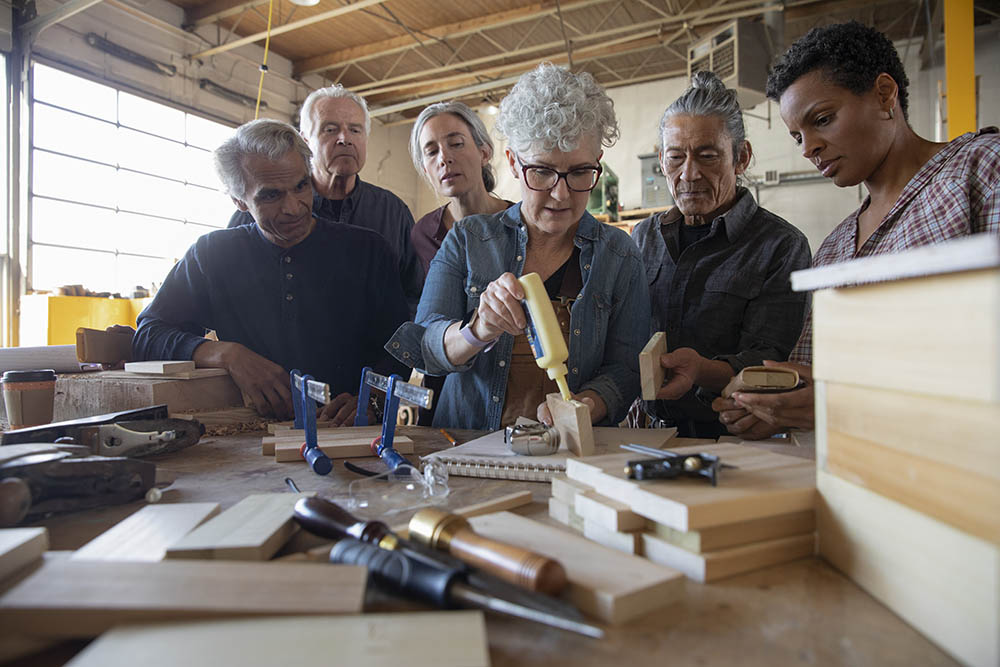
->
<box><xmin>386</xmin><ymin>63</ymin><xmax>651</xmax><ymax>431</ymax></box>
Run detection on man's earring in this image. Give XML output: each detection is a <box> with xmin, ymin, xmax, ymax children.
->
<box><xmin>888</xmin><ymin>108</ymin><xmax>895</xmax><ymax>120</ymax></box>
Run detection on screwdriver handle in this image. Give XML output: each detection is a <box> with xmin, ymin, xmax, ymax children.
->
<box><xmin>409</xmin><ymin>509</ymin><xmax>567</xmax><ymax>595</ymax></box>
<box><xmin>329</xmin><ymin>537</ymin><xmax>457</xmax><ymax>608</ymax></box>
<box><xmin>293</xmin><ymin>496</ymin><xmax>392</xmax><ymax>544</ymax></box>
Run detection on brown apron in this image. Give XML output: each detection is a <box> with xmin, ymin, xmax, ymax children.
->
<box><xmin>500</xmin><ymin>256</ymin><xmax>583</xmax><ymax>427</ymax></box>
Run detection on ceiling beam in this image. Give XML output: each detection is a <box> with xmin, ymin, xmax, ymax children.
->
<box><xmin>185</xmin><ymin>0</ymin><xmax>262</xmax><ymax>29</ymax></box>
<box><xmin>293</xmin><ymin>0</ymin><xmax>612</xmax><ymax>77</ymax></box>
<box><xmin>371</xmin><ymin>75</ymin><xmax>525</xmax><ymax>117</ymax></box>
<box><xmin>191</xmin><ymin>0</ymin><xmax>391</xmax><ymax>59</ymax></box>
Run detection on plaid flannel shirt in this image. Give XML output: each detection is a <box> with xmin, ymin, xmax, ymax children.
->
<box><xmin>790</xmin><ymin>127</ymin><xmax>1000</xmax><ymax>365</ymax></box>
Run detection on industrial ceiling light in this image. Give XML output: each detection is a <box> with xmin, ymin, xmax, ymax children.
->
<box><xmin>199</xmin><ymin>78</ymin><xmax>267</xmax><ymax>110</ymax></box>
<box><xmin>85</xmin><ymin>33</ymin><xmax>177</xmax><ymax>77</ymax></box>
<box><xmin>289</xmin><ymin>0</ymin><xmax>320</xmax><ymax>6</ymax></box>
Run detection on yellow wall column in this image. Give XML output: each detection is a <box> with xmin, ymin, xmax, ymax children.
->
<box><xmin>944</xmin><ymin>0</ymin><xmax>976</xmax><ymax>139</ymax></box>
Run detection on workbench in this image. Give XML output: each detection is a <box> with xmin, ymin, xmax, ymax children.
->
<box><xmin>21</xmin><ymin>426</ymin><xmax>956</xmax><ymax>666</ymax></box>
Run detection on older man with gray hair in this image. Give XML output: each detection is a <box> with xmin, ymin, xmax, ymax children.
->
<box><xmin>634</xmin><ymin>70</ymin><xmax>811</xmax><ymax>438</ymax></box>
<box><xmin>135</xmin><ymin>118</ymin><xmax>409</xmax><ymax>421</ymax></box>
<box><xmin>228</xmin><ymin>85</ymin><xmax>424</xmax><ymax>316</ymax></box>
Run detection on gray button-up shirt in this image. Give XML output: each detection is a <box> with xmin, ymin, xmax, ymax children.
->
<box><xmin>632</xmin><ymin>187</ymin><xmax>811</xmax><ymax>436</ymax></box>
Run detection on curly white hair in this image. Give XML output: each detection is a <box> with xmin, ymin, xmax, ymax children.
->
<box><xmin>495</xmin><ymin>63</ymin><xmax>619</xmax><ymax>154</ymax></box>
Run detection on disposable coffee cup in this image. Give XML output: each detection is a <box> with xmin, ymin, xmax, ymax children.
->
<box><xmin>2</xmin><ymin>369</ymin><xmax>56</xmax><ymax>430</ymax></box>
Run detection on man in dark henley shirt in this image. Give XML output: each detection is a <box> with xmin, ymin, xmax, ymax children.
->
<box><xmin>134</xmin><ymin>118</ymin><xmax>408</xmax><ymax>421</ymax></box>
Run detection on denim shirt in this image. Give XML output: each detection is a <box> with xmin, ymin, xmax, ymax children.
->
<box><xmin>386</xmin><ymin>203</ymin><xmax>651</xmax><ymax>431</ymax></box>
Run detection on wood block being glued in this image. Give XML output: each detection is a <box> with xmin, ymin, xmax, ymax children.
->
<box><xmin>639</xmin><ymin>332</ymin><xmax>667</xmax><ymax>400</ymax></box>
<box><xmin>73</xmin><ymin>504</ymin><xmax>221</xmax><ymax>562</ymax></box>
<box><xmin>546</xmin><ymin>393</ymin><xmax>594</xmax><ymax>457</ymax></box>
<box><xmin>165</xmin><ymin>494</ymin><xmax>311</xmax><ymax>561</ymax></box>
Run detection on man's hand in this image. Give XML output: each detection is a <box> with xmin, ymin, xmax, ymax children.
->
<box><xmin>655</xmin><ymin>348</ymin><xmax>704</xmax><ymax>400</ymax></box>
<box><xmin>194</xmin><ymin>341</ymin><xmax>293</xmax><ymax>419</ymax></box>
<box><xmin>711</xmin><ymin>360</ymin><xmax>815</xmax><ymax>438</ymax></box>
<box><xmin>536</xmin><ymin>391</ymin><xmax>605</xmax><ymax>426</ymax></box>
<box><xmin>318</xmin><ymin>392</ymin><xmax>372</xmax><ymax>426</ymax></box>
<box><xmin>100</xmin><ymin>324</ymin><xmax>136</xmax><ymax>370</ymax></box>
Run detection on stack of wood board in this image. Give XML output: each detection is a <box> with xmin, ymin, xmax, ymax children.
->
<box><xmin>262</xmin><ymin>425</ymin><xmax>414</xmax><ymax>460</ymax></box>
<box><xmin>793</xmin><ymin>234</ymin><xmax>1000</xmax><ymax>667</ymax></box>
<box><xmin>549</xmin><ymin>443</ymin><xmax>816</xmax><ymax>582</ymax></box>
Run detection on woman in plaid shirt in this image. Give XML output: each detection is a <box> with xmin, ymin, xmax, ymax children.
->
<box><xmin>713</xmin><ymin>21</ymin><xmax>1000</xmax><ymax>439</ymax></box>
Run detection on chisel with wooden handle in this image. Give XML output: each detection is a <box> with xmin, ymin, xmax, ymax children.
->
<box><xmin>408</xmin><ymin>507</ymin><xmax>567</xmax><ymax>595</ymax></box>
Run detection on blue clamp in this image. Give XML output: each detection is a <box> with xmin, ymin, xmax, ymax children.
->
<box><xmin>353</xmin><ymin>367</ymin><xmax>415</xmax><ymax>473</ymax></box>
<box><xmin>289</xmin><ymin>369</ymin><xmax>332</xmax><ymax>476</ymax></box>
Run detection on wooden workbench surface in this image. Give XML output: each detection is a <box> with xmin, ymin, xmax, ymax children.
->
<box><xmin>26</xmin><ymin>427</ymin><xmax>956</xmax><ymax>666</ymax></box>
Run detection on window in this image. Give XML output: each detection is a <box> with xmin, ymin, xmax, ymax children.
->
<box><xmin>29</xmin><ymin>64</ymin><xmax>235</xmax><ymax>295</ymax></box>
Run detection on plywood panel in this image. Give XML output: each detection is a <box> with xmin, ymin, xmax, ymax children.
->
<box><xmin>0</xmin><ymin>558</ymin><xmax>366</xmax><ymax>638</ymax></box>
<box><xmin>566</xmin><ymin>444</ymin><xmax>816</xmax><ymax>531</ymax></box>
<box><xmin>72</xmin><ymin>504</ymin><xmax>221</xmax><ymax>562</ymax></box>
<box><xmin>817</xmin><ymin>470</ymin><xmax>999</xmax><ymax>667</ymax></box>
<box><xmin>468</xmin><ymin>512</ymin><xmax>683</xmax><ymax>624</ymax></box>
<box><xmin>65</xmin><ymin>611</ymin><xmax>490</xmax><ymax>667</ymax></box>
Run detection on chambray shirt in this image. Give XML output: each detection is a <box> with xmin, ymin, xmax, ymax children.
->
<box><xmin>791</xmin><ymin>127</ymin><xmax>1000</xmax><ymax>364</ymax></box>
<box><xmin>386</xmin><ymin>204</ymin><xmax>651</xmax><ymax>431</ymax></box>
<box><xmin>633</xmin><ymin>188</ymin><xmax>811</xmax><ymax>434</ymax></box>
<box><xmin>229</xmin><ymin>178</ymin><xmax>424</xmax><ymax>317</ymax></box>
<box><xmin>134</xmin><ymin>218</ymin><xmax>409</xmax><ymax>397</ymax></box>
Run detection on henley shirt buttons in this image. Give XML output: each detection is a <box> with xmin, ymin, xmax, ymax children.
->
<box><xmin>584</xmin><ymin>264</ymin><xmax>591</xmax><ymax>270</ymax></box>
<box><xmin>286</xmin><ymin>273</ymin><xmax>293</xmax><ymax>280</ymax></box>
<box><xmin>284</xmin><ymin>256</ymin><xmax>291</xmax><ymax>264</ymax></box>
<box><xmin>492</xmin><ymin>396</ymin><xmax>499</xmax><ymax>402</ymax></box>
<box><xmin>470</xmin><ymin>286</ymin><xmax>477</xmax><ymax>293</ymax></box>
<box><xmin>498</xmin><ymin>360</ymin><xmax>506</xmax><ymax>367</ymax></box>
<box><xmin>286</xmin><ymin>294</ymin><xmax>294</xmax><ymax>301</ymax></box>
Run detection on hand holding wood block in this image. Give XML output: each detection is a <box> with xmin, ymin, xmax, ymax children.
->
<box><xmin>639</xmin><ymin>332</ymin><xmax>667</xmax><ymax>400</ymax></box>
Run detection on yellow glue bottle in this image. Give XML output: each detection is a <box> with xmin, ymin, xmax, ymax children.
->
<box><xmin>518</xmin><ymin>272</ymin><xmax>572</xmax><ymax>401</ymax></box>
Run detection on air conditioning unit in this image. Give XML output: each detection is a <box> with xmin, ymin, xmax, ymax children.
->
<box><xmin>687</xmin><ymin>18</ymin><xmax>771</xmax><ymax>110</ymax></box>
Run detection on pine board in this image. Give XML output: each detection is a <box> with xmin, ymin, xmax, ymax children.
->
<box><xmin>639</xmin><ymin>332</ymin><xmax>667</xmax><ymax>400</ymax></box>
<box><xmin>72</xmin><ymin>504</ymin><xmax>221</xmax><ymax>562</ymax></box>
<box><xmin>0</xmin><ymin>528</ymin><xmax>48</xmax><ymax>582</ymax></box>
<box><xmin>582</xmin><ymin>519</ymin><xmax>641</xmax><ymax>555</ymax></box>
<box><xmin>648</xmin><ymin>510</ymin><xmax>816</xmax><ymax>553</ymax></box>
<box><xmin>548</xmin><ymin>497</ymin><xmax>585</xmax><ymax>532</ymax></box>
<box><xmin>123</xmin><ymin>361</ymin><xmax>196</xmax><ymax>375</ymax></box>
<box><xmin>642</xmin><ymin>532</ymin><xmax>816</xmax><ymax>583</ymax></box>
<box><xmin>550</xmin><ymin>475</ymin><xmax>593</xmax><ymax>505</ymax></box>
<box><xmin>468</xmin><ymin>511</ymin><xmax>683</xmax><ymax>624</ymax></box>
<box><xmin>165</xmin><ymin>494</ymin><xmax>311</xmax><ymax>560</ymax></box>
<box><xmin>0</xmin><ymin>558</ymin><xmax>366</xmax><ymax>638</ymax></box>
<box><xmin>64</xmin><ymin>611</ymin><xmax>490</xmax><ymax>667</ymax></box>
<box><xmin>272</xmin><ymin>435</ymin><xmax>413</xmax><ymax>461</ymax></box>
<box><xmin>811</xmin><ymin>266</ymin><xmax>1000</xmax><ymax>402</ymax></box>
<box><xmin>817</xmin><ymin>470</ymin><xmax>999</xmax><ymax>667</ymax></box>
<box><xmin>575</xmin><ymin>490</ymin><xmax>648</xmax><ymax>533</ymax></box>
<box><xmin>566</xmin><ymin>443</ymin><xmax>816</xmax><ymax>531</ymax></box>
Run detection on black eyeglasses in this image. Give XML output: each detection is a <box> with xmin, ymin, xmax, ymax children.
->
<box><xmin>516</xmin><ymin>155</ymin><xmax>602</xmax><ymax>192</ymax></box>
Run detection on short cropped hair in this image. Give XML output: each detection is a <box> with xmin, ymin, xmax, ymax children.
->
<box><xmin>409</xmin><ymin>102</ymin><xmax>497</xmax><ymax>192</ymax></box>
<box><xmin>661</xmin><ymin>70</ymin><xmax>748</xmax><ymax>163</ymax></box>
<box><xmin>765</xmin><ymin>21</ymin><xmax>910</xmax><ymax>120</ymax></box>
<box><xmin>213</xmin><ymin>118</ymin><xmax>312</xmax><ymax>199</ymax></box>
<box><xmin>495</xmin><ymin>62</ymin><xmax>619</xmax><ymax>154</ymax></box>
<box><xmin>299</xmin><ymin>84</ymin><xmax>372</xmax><ymax>138</ymax></box>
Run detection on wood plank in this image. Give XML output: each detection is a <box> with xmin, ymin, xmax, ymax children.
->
<box><xmin>566</xmin><ymin>443</ymin><xmax>816</xmax><ymax>531</ymax></box>
<box><xmin>0</xmin><ymin>558</ymin><xmax>366</xmax><ymax>638</ymax></box>
<box><xmin>825</xmin><ymin>428</ymin><xmax>1000</xmax><ymax>544</ymax></box>
<box><xmin>648</xmin><ymin>510</ymin><xmax>816</xmax><ymax>553</ymax></box>
<box><xmin>550</xmin><ymin>474</ymin><xmax>592</xmax><ymax>505</ymax></box>
<box><xmin>0</xmin><ymin>528</ymin><xmax>48</xmax><ymax>582</ymax></box>
<box><xmin>72</xmin><ymin>504</ymin><xmax>221</xmax><ymax>562</ymax></box>
<box><xmin>582</xmin><ymin>519</ymin><xmax>641</xmax><ymax>555</ymax></box>
<box><xmin>811</xmin><ymin>266</ymin><xmax>999</xmax><ymax>402</ymax></box>
<box><xmin>468</xmin><ymin>512</ymin><xmax>683</xmax><ymax>624</ymax></box>
<box><xmin>64</xmin><ymin>611</ymin><xmax>490</xmax><ymax>667</ymax></box>
<box><xmin>165</xmin><ymin>494</ymin><xmax>311</xmax><ymax>561</ymax></box>
<box><xmin>548</xmin><ymin>496</ymin><xmax>584</xmax><ymax>532</ymax></box>
<box><xmin>639</xmin><ymin>332</ymin><xmax>667</xmax><ymax>400</ymax></box>
<box><xmin>546</xmin><ymin>393</ymin><xmax>594</xmax><ymax>457</ymax></box>
<box><xmin>642</xmin><ymin>532</ymin><xmax>816</xmax><ymax>583</ymax></box>
<box><xmin>273</xmin><ymin>435</ymin><xmax>414</xmax><ymax>462</ymax></box>
<box><xmin>575</xmin><ymin>490</ymin><xmax>648</xmax><ymax>533</ymax></box>
<box><xmin>101</xmin><ymin>368</ymin><xmax>230</xmax><ymax>380</ymax></box>
<box><xmin>123</xmin><ymin>361</ymin><xmax>196</xmax><ymax>375</ymax></box>
<box><xmin>170</xmin><ymin>408</ymin><xmax>263</xmax><ymax>427</ymax></box>
<box><xmin>817</xmin><ymin>470</ymin><xmax>999</xmax><ymax>667</ymax></box>
<box><xmin>823</xmin><ymin>381</ymin><xmax>1000</xmax><ymax>481</ymax></box>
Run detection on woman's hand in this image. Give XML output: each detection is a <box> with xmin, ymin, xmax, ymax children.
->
<box><xmin>536</xmin><ymin>390</ymin><xmax>606</xmax><ymax>425</ymax></box>
<box><xmin>472</xmin><ymin>272</ymin><xmax>527</xmax><ymax>341</ymax></box>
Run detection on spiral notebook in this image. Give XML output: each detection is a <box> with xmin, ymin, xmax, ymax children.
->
<box><xmin>423</xmin><ymin>426</ymin><xmax>677</xmax><ymax>482</ymax></box>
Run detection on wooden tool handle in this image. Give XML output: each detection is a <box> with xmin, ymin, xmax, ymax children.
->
<box><xmin>448</xmin><ymin>527</ymin><xmax>567</xmax><ymax>595</ymax></box>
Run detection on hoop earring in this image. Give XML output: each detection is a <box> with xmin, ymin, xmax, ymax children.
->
<box><xmin>888</xmin><ymin>108</ymin><xmax>895</xmax><ymax>120</ymax></box>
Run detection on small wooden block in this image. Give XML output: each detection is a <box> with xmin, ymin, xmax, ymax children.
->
<box><xmin>642</xmin><ymin>531</ymin><xmax>816</xmax><ymax>583</ymax></box>
<box><xmin>546</xmin><ymin>393</ymin><xmax>594</xmax><ymax>457</ymax></box>
<box><xmin>0</xmin><ymin>558</ymin><xmax>366</xmax><ymax>638</ymax></box>
<box><xmin>273</xmin><ymin>436</ymin><xmax>414</xmax><ymax>462</ymax></box>
<box><xmin>550</xmin><ymin>475</ymin><xmax>592</xmax><ymax>505</ymax></box>
<box><xmin>76</xmin><ymin>327</ymin><xmax>133</xmax><ymax>364</ymax></box>
<box><xmin>64</xmin><ymin>611</ymin><xmax>489</xmax><ymax>667</ymax></box>
<box><xmin>639</xmin><ymin>332</ymin><xmax>667</xmax><ymax>400</ymax></box>
<box><xmin>469</xmin><ymin>511</ymin><xmax>683</xmax><ymax>624</ymax></box>
<box><xmin>124</xmin><ymin>361</ymin><xmax>196</xmax><ymax>375</ymax></box>
<box><xmin>575</xmin><ymin>490</ymin><xmax>647</xmax><ymax>533</ymax></box>
<box><xmin>165</xmin><ymin>494</ymin><xmax>311</xmax><ymax>561</ymax></box>
<box><xmin>0</xmin><ymin>528</ymin><xmax>48</xmax><ymax>582</ymax></box>
<box><xmin>548</xmin><ymin>497</ymin><xmax>584</xmax><ymax>533</ymax></box>
<box><xmin>73</xmin><ymin>504</ymin><xmax>221</xmax><ymax>562</ymax></box>
<box><xmin>582</xmin><ymin>519</ymin><xmax>641</xmax><ymax>555</ymax></box>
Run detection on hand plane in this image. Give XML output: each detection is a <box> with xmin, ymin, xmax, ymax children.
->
<box><xmin>1</xmin><ymin>405</ymin><xmax>203</xmax><ymax>458</ymax></box>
